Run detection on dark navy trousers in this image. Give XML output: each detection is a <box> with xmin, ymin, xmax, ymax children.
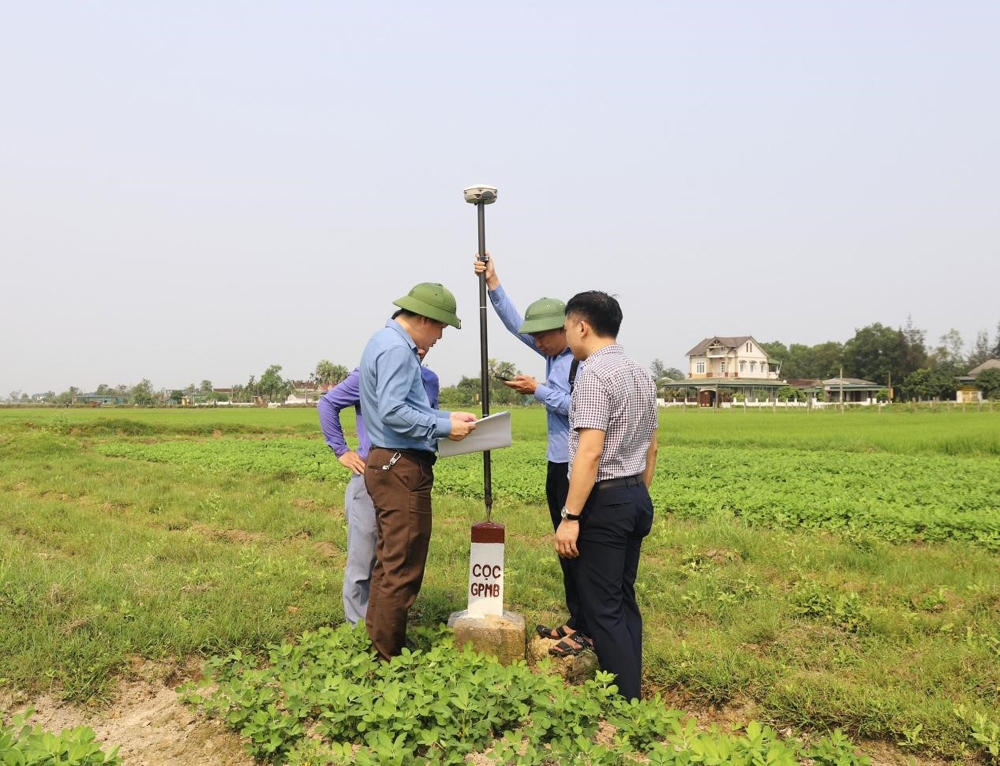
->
<box><xmin>575</xmin><ymin>482</ymin><xmax>654</xmax><ymax>701</ymax></box>
<box><xmin>546</xmin><ymin>461</ymin><xmax>589</xmax><ymax>635</ymax></box>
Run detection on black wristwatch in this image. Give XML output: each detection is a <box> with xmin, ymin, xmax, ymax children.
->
<box><xmin>560</xmin><ymin>507</ymin><xmax>581</xmax><ymax>522</ymax></box>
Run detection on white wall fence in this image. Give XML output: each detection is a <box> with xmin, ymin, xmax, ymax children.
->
<box><xmin>658</xmin><ymin>398</ymin><xmax>880</xmax><ymax>409</ymax></box>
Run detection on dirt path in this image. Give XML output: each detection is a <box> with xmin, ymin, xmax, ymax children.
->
<box><xmin>1</xmin><ymin>670</ymin><xmax>253</xmax><ymax>766</ymax></box>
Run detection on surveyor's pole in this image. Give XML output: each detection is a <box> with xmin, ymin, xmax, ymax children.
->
<box><xmin>464</xmin><ymin>185</ymin><xmax>498</xmax><ymax>521</ymax></box>
<box><xmin>477</xmin><ymin>203</ymin><xmax>493</xmax><ymax>520</ymax></box>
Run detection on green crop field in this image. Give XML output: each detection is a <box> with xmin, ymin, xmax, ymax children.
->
<box><xmin>2</xmin><ymin>406</ymin><xmax>1000</xmax><ymax>763</ymax></box>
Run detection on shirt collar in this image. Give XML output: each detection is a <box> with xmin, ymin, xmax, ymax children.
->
<box><xmin>385</xmin><ymin>319</ymin><xmax>419</xmax><ymax>354</ymax></box>
<box><xmin>587</xmin><ymin>343</ymin><xmax>623</xmax><ymax>362</ymax></box>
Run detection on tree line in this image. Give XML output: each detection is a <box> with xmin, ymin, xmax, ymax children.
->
<box><xmin>4</xmin><ymin>358</ymin><xmax>533</xmax><ymax>408</ymax></box>
<box><xmin>9</xmin><ymin>319</ymin><xmax>1000</xmax><ymax>406</ymax></box>
<box><xmin>6</xmin><ymin>360</ymin><xmax>352</xmax><ymax>407</ymax></box>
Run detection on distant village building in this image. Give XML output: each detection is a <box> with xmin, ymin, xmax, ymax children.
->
<box><xmin>957</xmin><ymin>359</ymin><xmax>1000</xmax><ymax>404</ymax></box>
<box><xmin>661</xmin><ymin>335</ymin><xmax>786</xmax><ymax>407</ymax></box>
<box><xmin>787</xmin><ymin>377</ymin><xmax>883</xmax><ymax>404</ymax></box>
<box><xmin>660</xmin><ymin>335</ymin><xmax>885</xmax><ymax>407</ymax></box>
<box><xmin>686</xmin><ymin>336</ymin><xmax>781</xmax><ymax>381</ymax></box>
<box><xmin>76</xmin><ymin>393</ymin><xmax>129</xmax><ymax>406</ymax></box>
<box><xmin>284</xmin><ymin>380</ymin><xmax>322</xmax><ymax>406</ymax></box>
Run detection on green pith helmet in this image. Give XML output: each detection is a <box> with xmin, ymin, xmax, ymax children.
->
<box><xmin>393</xmin><ymin>282</ymin><xmax>462</xmax><ymax>329</ymax></box>
<box><xmin>518</xmin><ymin>297</ymin><xmax>566</xmax><ymax>334</ymax></box>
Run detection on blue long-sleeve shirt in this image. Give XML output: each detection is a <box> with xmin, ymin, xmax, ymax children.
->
<box><xmin>488</xmin><ymin>284</ymin><xmax>574</xmax><ymax>463</ymax></box>
<box><xmin>359</xmin><ymin>320</ymin><xmax>452</xmax><ymax>453</ymax></box>
<box><xmin>318</xmin><ymin>365</ymin><xmax>440</xmax><ymax>460</ymax></box>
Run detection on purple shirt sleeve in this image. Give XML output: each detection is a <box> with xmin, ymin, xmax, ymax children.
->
<box><xmin>317</xmin><ymin>368</ymin><xmax>371</xmax><ymax>459</ymax></box>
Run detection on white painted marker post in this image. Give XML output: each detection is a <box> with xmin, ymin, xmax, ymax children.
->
<box><xmin>467</xmin><ymin>521</ymin><xmax>504</xmax><ymax>617</ymax></box>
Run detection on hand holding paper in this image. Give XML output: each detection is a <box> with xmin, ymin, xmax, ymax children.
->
<box><xmin>438</xmin><ymin>411</ymin><xmax>512</xmax><ymax>457</ymax></box>
<box><xmin>448</xmin><ymin>412</ymin><xmax>478</xmax><ymax>441</ymax></box>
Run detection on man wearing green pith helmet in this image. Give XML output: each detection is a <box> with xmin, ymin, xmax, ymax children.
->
<box><xmin>359</xmin><ymin>282</ymin><xmax>478</xmax><ymax>661</ymax></box>
<box><xmin>473</xmin><ymin>254</ymin><xmax>593</xmax><ymax>658</ymax></box>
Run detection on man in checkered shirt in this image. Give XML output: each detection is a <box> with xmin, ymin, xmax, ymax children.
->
<box><xmin>554</xmin><ymin>290</ymin><xmax>659</xmax><ymax>701</ymax></box>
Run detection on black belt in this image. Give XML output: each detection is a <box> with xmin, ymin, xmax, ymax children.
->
<box><xmin>372</xmin><ymin>446</ymin><xmax>437</xmax><ymax>467</ymax></box>
<box><xmin>595</xmin><ymin>474</ymin><xmax>643</xmax><ymax>490</ymax></box>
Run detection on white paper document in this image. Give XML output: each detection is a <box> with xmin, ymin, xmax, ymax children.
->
<box><xmin>437</xmin><ymin>411</ymin><xmax>512</xmax><ymax>458</ymax></box>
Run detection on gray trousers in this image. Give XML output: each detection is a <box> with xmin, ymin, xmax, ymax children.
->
<box><xmin>343</xmin><ymin>473</ymin><xmax>378</xmax><ymax>625</ymax></box>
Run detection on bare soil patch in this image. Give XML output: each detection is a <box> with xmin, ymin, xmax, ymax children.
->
<box><xmin>1</xmin><ymin>661</ymin><xmax>253</xmax><ymax>766</ymax></box>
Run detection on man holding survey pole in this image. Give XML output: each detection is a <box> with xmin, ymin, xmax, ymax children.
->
<box><xmin>360</xmin><ymin>282</ymin><xmax>478</xmax><ymax>660</ymax></box>
<box><xmin>473</xmin><ymin>254</ymin><xmax>592</xmax><ymax>657</ymax></box>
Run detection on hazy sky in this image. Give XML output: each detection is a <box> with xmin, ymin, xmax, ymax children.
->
<box><xmin>2</xmin><ymin>1</ymin><xmax>998</xmax><ymax>395</ymax></box>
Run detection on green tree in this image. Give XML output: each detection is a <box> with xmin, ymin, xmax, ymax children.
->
<box><xmin>782</xmin><ymin>344</ymin><xmax>819</xmax><ymax>380</ymax></box>
<box><xmin>901</xmin><ymin>366</ymin><xmax>959</xmax><ymax>401</ymax></box>
<box><xmin>976</xmin><ymin>368</ymin><xmax>1000</xmax><ymax>400</ymax></box>
<box><xmin>241</xmin><ymin>375</ymin><xmax>259</xmax><ymax>403</ymax></box>
<box><xmin>900</xmin><ymin>369</ymin><xmax>931</xmax><ymax>401</ymax></box>
<box><xmin>777</xmin><ymin>386</ymin><xmax>806</xmax><ymax>402</ymax></box>
<box><xmin>453</xmin><ymin>376</ymin><xmax>482</xmax><ymax>407</ymax></box>
<box><xmin>650</xmin><ymin>359</ymin><xmax>685</xmax><ymax>382</ymax></box>
<box><xmin>55</xmin><ymin>386</ymin><xmax>81</xmax><ymax>405</ymax></box>
<box><xmin>898</xmin><ymin>317</ymin><xmax>928</xmax><ymax>379</ymax></box>
<box><xmin>130</xmin><ymin>379</ymin><xmax>155</xmax><ymax>406</ymax></box>
<box><xmin>314</xmin><ymin>360</ymin><xmax>349</xmax><ymax>388</ymax></box>
<box><xmin>967</xmin><ymin>330</ymin><xmax>993</xmax><ymax>370</ymax></box>
<box><xmin>931</xmin><ymin>366</ymin><xmax>960</xmax><ymax>400</ymax></box>
<box><xmin>488</xmin><ymin>359</ymin><xmax>523</xmax><ymax>406</ymax></box>
<box><xmin>759</xmin><ymin>341</ymin><xmax>789</xmax><ymax>372</ymax></box>
<box><xmin>258</xmin><ymin>365</ymin><xmax>291</xmax><ymax>403</ymax></box>
<box><xmin>810</xmin><ymin>341</ymin><xmax>845</xmax><ymax>379</ymax></box>
<box><xmin>842</xmin><ymin>323</ymin><xmax>901</xmax><ymax>385</ymax></box>
<box><xmin>436</xmin><ymin>385</ymin><xmax>461</xmax><ymax>408</ymax></box>
<box><xmin>200</xmin><ymin>380</ymin><xmax>214</xmax><ymax>395</ymax></box>
<box><xmin>931</xmin><ymin>329</ymin><xmax>965</xmax><ymax>368</ymax></box>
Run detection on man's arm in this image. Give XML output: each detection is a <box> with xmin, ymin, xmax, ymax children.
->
<box><xmin>554</xmin><ymin>428</ymin><xmax>605</xmax><ymax>559</ymax></box>
<box><xmin>474</xmin><ymin>256</ymin><xmax>545</xmax><ymax>356</ymax></box>
<box><xmin>318</xmin><ymin>370</ymin><xmax>361</xmax><ymax>456</ymax></box>
<box><xmin>531</xmin><ymin>354</ymin><xmax>573</xmax><ymax>415</ymax></box>
<box><xmin>643</xmin><ymin>433</ymin><xmax>658</xmax><ymax>488</ymax></box>
<box><xmin>317</xmin><ymin>370</ymin><xmax>367</xmax><ymax>474</ymax></box>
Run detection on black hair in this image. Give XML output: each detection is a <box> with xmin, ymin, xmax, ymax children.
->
<box><xmin>565</xmin><ymin>291</ymin><xmax>622</xmax><ymax>338</ymax></box>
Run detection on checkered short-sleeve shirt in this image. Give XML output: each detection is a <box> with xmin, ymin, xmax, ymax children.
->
<box><xmin>568</xmin><ymin>344</ymin><xmax>659</xmax><ymax>481</ymax></box>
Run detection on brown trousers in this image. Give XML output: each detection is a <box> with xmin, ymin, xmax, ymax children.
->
<box><xmin>363</xmin><ymin>447</ymin><xmax>434</xmax><ymax>661</ymax></box>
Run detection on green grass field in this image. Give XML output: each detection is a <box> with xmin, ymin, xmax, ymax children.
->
<box><xmin>2</xmin><ymin>406</ymin><xmax>1000</xmax><ymax>762</ymax></box>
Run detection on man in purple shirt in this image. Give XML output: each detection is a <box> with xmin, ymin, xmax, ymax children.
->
<box><xmin>318</xmin><ymin>351</ymin><xmax>440</xmax><ymax>625</ymax></box>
